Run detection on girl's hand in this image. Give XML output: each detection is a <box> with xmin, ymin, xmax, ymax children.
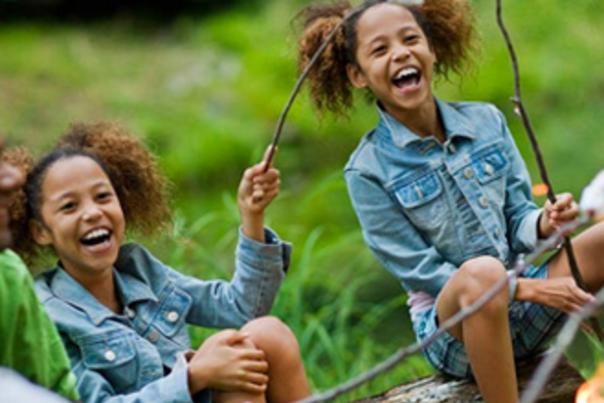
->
<box><xmin>187</xmin><ymin>330</ymin><xmax>269</xmax><ymax>395</ymax></box>
<box><xmin>517</xmin><ymin>277</ymin><xmax>595</xmax><ymax>314</ymax></box>
<box><xmin>538</xmin><ymin>192</ymin><xmax>579</xmax><ymax>238</ymax></box>
<box><xmin>237</xmin><ymin>146</ymin><xmax>280</xmax><ymax>242</ymax></box>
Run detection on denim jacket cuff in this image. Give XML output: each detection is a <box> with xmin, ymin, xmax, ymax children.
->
<box><xmin>523</xmin><ymin>208</ymin><xmax>543</xmax><ymax>250</ymax></box>
<box><xmin>238</xmin><ymin>227</ymin><xmax>292</xmax><ymax>273</ymax></box>
<box><xmin>162</xmin><ymin>353</ymin><xmax>194</xmax><ymax>403</ymax></box>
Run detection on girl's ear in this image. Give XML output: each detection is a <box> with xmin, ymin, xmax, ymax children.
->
<box><xmin>346</xmin><ymin>63</ymin><xmax>368</xmax><ymax>89</ymax></box>
<box><xmin>30</xmin><ymin>219</ymin><xmax>52</xmax><ymax>246</ymax></box>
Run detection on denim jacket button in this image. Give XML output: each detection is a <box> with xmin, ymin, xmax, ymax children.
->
<box><xmin>463</xmin><ymin>168</ymin><xmax>474</xmax><ymax>179</ymax></box>
<box><xmin>484</xmin><ymin>163</ymin><xmax>494</xmax><ymax>175</ymax></box>
<box><xmin>125</xmin><ymin>307</ymin><xmax>136</xmax><ymax>319</ymax></box>
<box><xmin>147</xmin><ymin>330</ymin><xmax>160</xmax><ymax>343</ymax></box>
<box><xmin>104</xmin><ymin>350</ymin><xmax>116</xmax><ymax>362</ymax></box>
<box><xmin>447</xmin><ymin>143</ymin><xmax>456</xmax><ymax>154</ymax></box>
<box><xmin>166</xmin><ymin>311</ymin><xmax>179</xmax><ymax>323</ymax></box>
<box><xmin>479</xmin><ymin>196</ymin><xmax>489</xmax><ymax>208</ymax></box>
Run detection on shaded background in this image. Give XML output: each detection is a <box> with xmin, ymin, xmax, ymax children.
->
<box><xmin>1</xmin><ymin>0</ymin><xmax>603</xmax><ymax>399</ymax></box>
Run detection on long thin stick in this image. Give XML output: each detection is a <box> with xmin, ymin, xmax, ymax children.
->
<box><xmin>521</xmin><ymin>287</ymin><xmax>604</xmax><ymax>403</ymax></box>
<box><xmin>495</xmin><ymin>0</ymin><xmax>603</xmax><ymax>340</ymax></box>
<box><xmin>261</xmin><ymin>18</ymin><xmax>348</xmax><ymax>172</ymax></box>
<box><xmin>298</xmin><ymin>218</ymin><xmax>587</xmax><ymax>403</ymax></box>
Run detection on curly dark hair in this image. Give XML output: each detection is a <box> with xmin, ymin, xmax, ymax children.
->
<box><xmin>4</xmin><ymin>122</ymin><xmax>172</xmax><ymax>265</ymax></box>
<box><xmin>297</xmin><ymin>0</ymin><xmax>477</xmax><ymax>114</ymax></box>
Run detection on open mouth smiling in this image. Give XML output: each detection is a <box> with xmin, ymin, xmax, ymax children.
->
<box><xmin>392</xmin><ymin>67</ymin><xmax>421</xmax><ymax>89</ymax></box>
<box><xmin>80</xmin><ymin>228</ymin><xmax>112</xmax><ymax>247</ymax></box>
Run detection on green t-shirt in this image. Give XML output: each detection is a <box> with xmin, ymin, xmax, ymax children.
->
<box><xmin>0</xmin><ymin>249</ymin><xmax>79</xmax><ymax>401</ymax></box>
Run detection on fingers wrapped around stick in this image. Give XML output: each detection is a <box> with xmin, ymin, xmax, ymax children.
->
<box><xmin>540</xmin><ymin>193</ymin><xmax>580</xmax><ymax>238</ymax></box>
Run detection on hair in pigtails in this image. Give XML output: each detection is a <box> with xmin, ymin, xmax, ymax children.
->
<box><xmin>297</xmin><ymin>0</ymin><xmax>477</xmax><ymax>113</ymax></box>
<box><xmin>417</xmin><ymin>0</ymin><xmax>477</xmax><ymax>78</ymax></box>
<box><xmin>297</xmin><ymin>2</ymin><xmax>354</xmax><ymax>114</ymax></box>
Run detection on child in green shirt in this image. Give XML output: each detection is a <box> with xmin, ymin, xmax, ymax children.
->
<box><xmin>0</xmin><ymin>158</ymin><xmax>79</xmax><ymax>401</ymax></box>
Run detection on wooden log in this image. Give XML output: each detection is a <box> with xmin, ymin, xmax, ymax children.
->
<box><xmin>357</xmin><ymin>356</ymin><xmax>583</xmax><ymax>402</ymax></box>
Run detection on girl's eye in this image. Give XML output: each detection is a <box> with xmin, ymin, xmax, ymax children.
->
<box><xmin>97</xmin><ymin>192</ymin><xmax>112</xmax><ymax>201</ymax></box>
<box><xmin>60</xmin><ymin>202</ymin><xmax>76</xmax><ymax>212</ymax></box>
<box><xmin>371</xmin><ymin>45</ymin><xmax>387</xmax><ymax>55</ymax></box>
<box><xmin>404</xmin><ymin>34</ymin><xmax>419</xmax><ymax>43</ymax></box>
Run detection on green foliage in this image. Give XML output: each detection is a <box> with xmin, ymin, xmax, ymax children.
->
<box><xmin>565</xmin><ymin>328</ymin><xmax>604</xmax><ymax>380</ymax></box>
<box><xmin>2</xmin><ymin>0</ymin><xmax>604</xmax><ymax>397</ymax></box>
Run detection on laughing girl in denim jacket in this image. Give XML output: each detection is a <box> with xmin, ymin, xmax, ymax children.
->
<box><xmin>297</xmin><ymin>1</ymin><xmax>604</xmax><ymax>402</ymax></box>
<box><xmin>6</xmin><ymin>123</ymin><xmax>310</xmax><ymax>402</ymax></box>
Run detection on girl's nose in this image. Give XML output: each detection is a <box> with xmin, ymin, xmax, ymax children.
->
<box><xmin>82</xmin><ymin>204</ymin><xmax>102</xmax><ymax>222</ymax></box>
<box><xmin>392</xmin><ymin>45</ymin><xmax>411</xmax><ymax>62</ymax></box>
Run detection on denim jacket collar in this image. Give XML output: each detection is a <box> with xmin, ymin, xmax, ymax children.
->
<box><xmin>49</xmin><ymin>265</ymin><xmax>158</xmax><ymax>326</ymax></box>
<box><xmin>113</xmin><ymin>268</ymin><xmax>159</xmax><ymax>307</ymax></box>
<box><xmin>376</xmin><ymin>98</ymin><xmax>477</xmax><ymax>149</ymax></box>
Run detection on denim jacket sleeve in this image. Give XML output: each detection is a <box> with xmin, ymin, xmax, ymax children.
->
<box><xmin>345</xmin><ymin>170</ymin><xmax>457</xmax><ymax>297</ymax></box>
<box><xmin>495</xmin><ymin>108</ymin><xmax>541</xmax><ymax>253</ymax></box>
<box><xmin>163</xmin><ymin>228</ymin><xmax>289</xmax><ymax>328</ymax></box>
<box><xmin>68</xmin><ymin>342</ymin><xmax>193</xmax><ymax>403</ymax></box>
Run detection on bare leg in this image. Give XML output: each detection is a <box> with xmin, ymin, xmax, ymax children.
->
<box><xmin>547</xmin><ymin>221</ymin><xmax>604</xmax><ymax>291</ymax></box>
<box><xmin>436</xmin><ymin>256</ymin><xmax>517</xmax><ymax>403</ymax></box>
<box><xmin>242</xmin><ymin>316</ymin><xmax>311</xmax><ymax>403</ymax></box>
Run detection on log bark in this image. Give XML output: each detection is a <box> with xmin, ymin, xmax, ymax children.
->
<box><xmin>357</xmin><ymin>356</ymin><xmax>582</xmax><ymax>403</ymax></box>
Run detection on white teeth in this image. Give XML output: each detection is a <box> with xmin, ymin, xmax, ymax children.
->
<box><xmin>395</xmin><ymin>67</ymin><xmax>419</xmax><ymax>80</ymax></box>
<box><xmin>82</xmin><ymin>229</ymin><xmax>110</xmax><ymax>241</ymax></box>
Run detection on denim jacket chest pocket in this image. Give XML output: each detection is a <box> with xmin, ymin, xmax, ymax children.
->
<box><xmin>80</xmin><ymin>331</ymin><xmax>138</xmax><ymax>392</ymax></box>
<box><xmin>153</xmin><ymin>286</ymin><xmax>192</xmax><ymax>345</ymax></box>
<box><xmin>393</xmin><ymin>172</ymin><xmax>447</xmax><ymax>231</ymax></box>
<box><xmin>471</xmin><ymin>147</ymin><xmax>509</xmax><ymax>209</ymax></box>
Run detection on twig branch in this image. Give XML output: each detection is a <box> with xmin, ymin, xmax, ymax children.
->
<box><xmin>298</xmin><ymin>218</ymin><xmax>588</xmax><ymax>403</ymax></box>
<box><xmin>494</xmin><ymin>0</ymin><xmax>603</xmax><ymax>340</ymax></box>
<box><xmin>261</xmin><ymin>17</ymin><xmax>348</xmax><ymax>172</ymax></box>
<box><xmin>521</xmin><ymin>286</ymin><xmax>604</xmax><ymax>403</ymax></box>
<box><xmin>494</xmin><ymin>1</ymin><xmax>552</xmax><ymax>201</ymax></box>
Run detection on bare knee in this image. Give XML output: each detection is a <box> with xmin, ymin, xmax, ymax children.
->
<box><xmin>456</xmin><ymin>256</ymin><xmax>508</xmax><ymax>311</ymax></box>
<box><xmin>241</xmin><ymin>316</ymin><xmax>301</xmax><ymax>363</ymax></box>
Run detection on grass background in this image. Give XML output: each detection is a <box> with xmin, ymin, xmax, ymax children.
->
<box><xmin>1</xmin><ymin>0</ymin><xmax>603</xmax><ymax>399</ymax></box>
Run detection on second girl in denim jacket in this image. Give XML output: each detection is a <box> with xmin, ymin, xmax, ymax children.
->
<box><xmin>296</xmin><ymin>1</ymin><xmax>604</xmax><ymax>402</ymax></box>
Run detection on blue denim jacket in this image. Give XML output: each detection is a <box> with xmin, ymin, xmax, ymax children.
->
<box><xmin>35</xmin><ymin>228</ymin><xmax>290</xmax><ymax>403</ymax></box>
<box><xmin>345</xmin><ymin>99</ymin><xmax>541</xmax><ymax>301</ymax></box>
